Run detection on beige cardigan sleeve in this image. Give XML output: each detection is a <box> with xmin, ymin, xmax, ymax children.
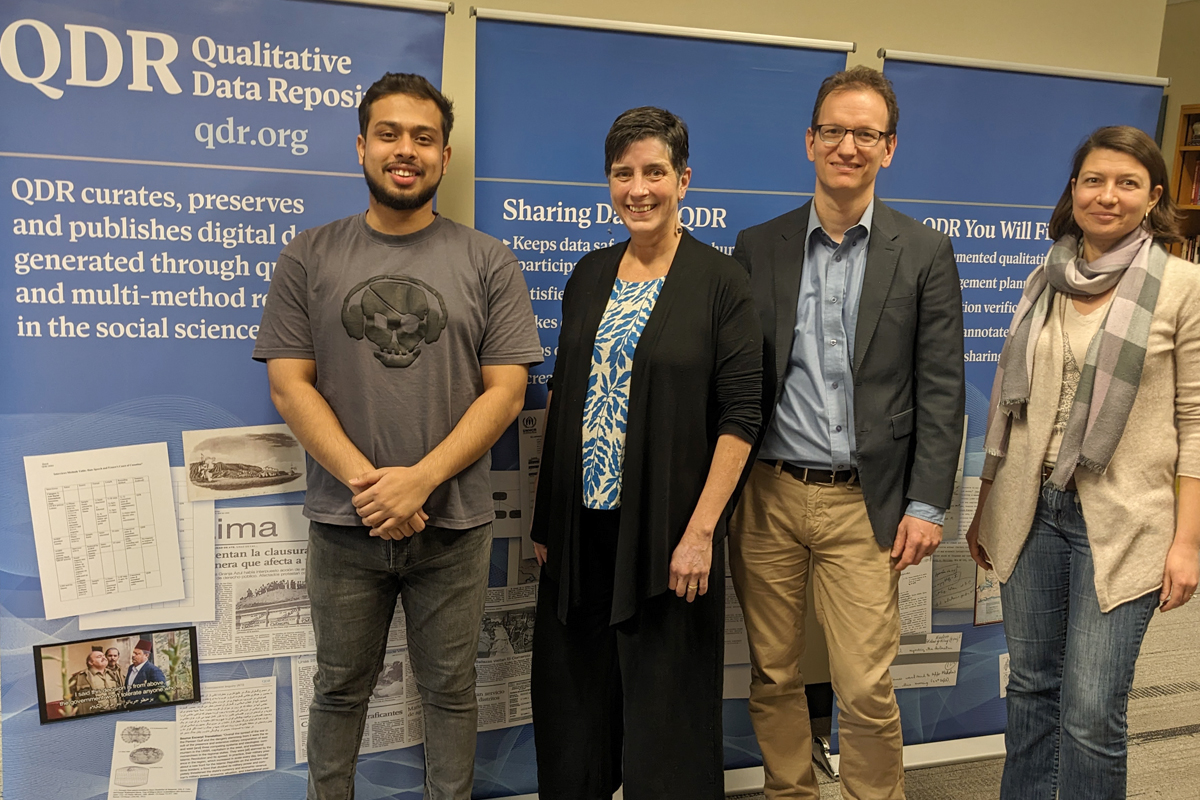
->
<box><xmin>1175</xmin><ymin>261</ymin><xmax>1200</xmax><ymax>480</ymax></box>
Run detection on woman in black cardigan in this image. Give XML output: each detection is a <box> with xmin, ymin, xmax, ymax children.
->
<box><xmin>530</xmin><ymin>107</ymin><xmax>763</xmax><ymax>800</ymax></box>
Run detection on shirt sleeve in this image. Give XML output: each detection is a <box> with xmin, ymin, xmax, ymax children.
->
<box><xmin>479</xmin><ymin>254</ymin><xmax>545</xmax><ymax>367</ymax></box>
<box><xmin>252</xmin><ymin>247</ymin><xmax>314</xmax><ymax>362</ymax></box>
<box><xmin>904</xmin><ymin>500</ymin><xmax>947</xmax><ymax>526</ymax></box>
<box><xmin>713</xmin><ymin>267</ymin><xmax>764</xmax><ymax>445</ymax></box>
<box><xmin>1175</xmin><ymin>265</ymin><xmax>1200</xmax><ymax>480</ymax></box>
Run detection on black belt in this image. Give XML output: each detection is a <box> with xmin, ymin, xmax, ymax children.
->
<box><xmin>1041</xmin><ymin>464</ymin><xmax>1077</xmax><ymax>491</ymax></box>
<box><xmin>770</xmin><ymin>460</ymin><xmax>858</xmax><ymax>486</ymax></box>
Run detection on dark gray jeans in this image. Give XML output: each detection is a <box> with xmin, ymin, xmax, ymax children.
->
<box><xmin>305</xmin><ymin>519</ymin><xmax>491</xmax><ymax>800</ymax></box>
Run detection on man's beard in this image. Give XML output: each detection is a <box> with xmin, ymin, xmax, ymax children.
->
<box><xmin>364</xmin><ymin>165</ymin><xmax>441</xmax><ymax>211</ymax></box>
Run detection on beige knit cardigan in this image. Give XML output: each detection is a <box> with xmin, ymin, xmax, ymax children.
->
<box><xmin>979</xmin><ymin>250</ymin><xmax>1200</xmax><ymax>612</ymax></box>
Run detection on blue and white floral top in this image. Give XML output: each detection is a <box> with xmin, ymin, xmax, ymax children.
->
<box><xmin>581</xmin><ymin>276</ymin><xmax>665</xmax><ymax>509</ymax></box>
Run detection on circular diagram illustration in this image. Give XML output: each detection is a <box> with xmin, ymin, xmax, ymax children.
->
<box><xmin>121</xmin><ymin>726</ymin><xmax>152</xmax><ymax>744</ymax></box>
<box><xmin>129</xmin><ymin>747</ymin><xmax>164</xmax><ymax>765</ymax></box>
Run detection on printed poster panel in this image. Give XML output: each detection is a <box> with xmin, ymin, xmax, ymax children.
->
<box><xmin>0</xmin><ymin>2</ymin><xmax>445</xmax><ymax>798</ymax></box>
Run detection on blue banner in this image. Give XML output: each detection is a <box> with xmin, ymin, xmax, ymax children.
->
<box><xmin>831</xmin><ymin>58</ymin><xmax>1164</xmax><ymax>751</ymax></box>
<box><xmin>476</xmin><ymin>19</ymin><xmax>848</xmax><ymax>409</ymax></box>
<box><xmin>0</xmin><ymin>1</ymin><xmax>446</xmax><ymax>798</ymax></box>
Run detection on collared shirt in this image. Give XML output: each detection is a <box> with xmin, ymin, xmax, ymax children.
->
<box><xmin>760</xmin><ymin>200</ymin><xmax>944</xmax><ymax>525</ymax></box>
<box><xmin>126</xmin><ymin>661</ymin><xmax>145</xmax><ymax>688</ymax></box>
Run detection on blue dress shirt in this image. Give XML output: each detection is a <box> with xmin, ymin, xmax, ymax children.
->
<box><xmin>759</xmin><ymin>200</ymin><xmax>945</xmax><ymax>525</ymax></box>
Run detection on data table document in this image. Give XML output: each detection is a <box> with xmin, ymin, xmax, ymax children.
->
<box><xmin>24</xmin><ymin>443</ymin><xmax>185</xmax><ymax>619</ymax></box>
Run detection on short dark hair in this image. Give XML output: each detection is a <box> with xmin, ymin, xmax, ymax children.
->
<box><xmin>358</xmin><ymin>73</ymin><xmax>454</xmax><ymax>143</ymax></box>
<box><xmin>810</xmin><ymin>66</ymin><xmax>899</xmax><ymax>135</ymax></box>
<box><xmin>1048</xmin><ymin>126</ymin><xmax>1182</xmax><ymax>244</ymax></box>
<box><xmin>604</xmin><ymin>106</ymin><xmax>689</xmax><ymax>177</ymax></box>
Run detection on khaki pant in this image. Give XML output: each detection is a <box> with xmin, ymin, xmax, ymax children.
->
<box><xmin>730</xmin><ymin>460</ymin><xmax>904</xmax><ymax>800</ymax></box>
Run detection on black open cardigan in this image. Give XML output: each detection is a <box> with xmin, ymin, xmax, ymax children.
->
<box><xmin>530</xmin><ymin>231</ymin><xmax>763</xmax><ymax>625</ymax></box>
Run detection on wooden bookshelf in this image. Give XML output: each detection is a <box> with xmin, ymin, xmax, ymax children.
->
<box><xmin>1168</xmin><ymin>104</ymin><xmax>1200</xmax><ymax>262</ymax></box>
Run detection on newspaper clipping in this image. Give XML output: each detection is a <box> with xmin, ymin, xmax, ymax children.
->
<box><xmin>292</xmin><ymin>648</ymin><xmax>424</xmax><ymax>763</ymax></box>
<box><xmin>198</xmin><ymin>505</ymin><xmax>405</xmax><ymax>663</ymax></box>
<box><xmin>475</xmin><ymin>599</ymin><xmax>535</xmax><ymax>732</ymax></box>
<box><xmin>290</xmin><ymin>596</ymin><xmax>536</xmax><ymax>757</ymax></box>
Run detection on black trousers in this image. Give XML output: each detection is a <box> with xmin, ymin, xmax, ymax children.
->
<box><xmin>531</xmin><ymin>507</ymin><xmax>725</xmax><ymax>800</ymax></box>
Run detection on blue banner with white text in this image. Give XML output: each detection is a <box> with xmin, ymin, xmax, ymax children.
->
<box><xmin>0</xmin><ymin>2</ymin><xmax>449</xmax><ymax>798</ymax></box>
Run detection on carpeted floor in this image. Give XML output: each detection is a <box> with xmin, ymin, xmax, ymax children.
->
<box><xmin>735</xmin><ymin>598</ymin><xmax>1200</xmax><ymax>800</ymax></box>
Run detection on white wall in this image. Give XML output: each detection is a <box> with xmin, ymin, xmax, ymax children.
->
<box><xmin>1159</xmin><ymin>0</ymin><xmax>1200</xmax><ymax>174</ymax></box>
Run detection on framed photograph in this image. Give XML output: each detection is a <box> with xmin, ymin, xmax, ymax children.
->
<box><xmin>33</xmin><ymin>626</ymin><xmax>201</xmax><ymax>724</ymax></box>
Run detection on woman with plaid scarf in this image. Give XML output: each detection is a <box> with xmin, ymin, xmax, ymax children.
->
<box><xmin>966</xmin><ymin>126</ymin><xmax>1200</xmax><ymax>800</ymax></box>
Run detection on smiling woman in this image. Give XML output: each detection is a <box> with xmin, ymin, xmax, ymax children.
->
<box><xmin>969</xmin><ymin>126</ymin><xmax>1199</xmax><ymax>800</ymax></box>
<box><xmin>530</xmin><ymin>107</ymin><xmax>763</xmax><ymax>800</ymax></box>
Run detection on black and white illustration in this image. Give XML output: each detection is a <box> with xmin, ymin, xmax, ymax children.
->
<box><xmin>129</xmin><ymin>746</ymin><xmax>164</xmax><ymax>765</ymax></box>
<box><xmin>234</xmin><ymin>579</ymin><xmax>311</xmax><ymax>630</ymax></box>
<box><xmin>121</xmin><ymin>726</ymin><xmax>152</xmax><ymax>744</ymax></box>
<box><xmin>181</xmin><ymin>424</ymin><xmax>306</xmax><ymax>502</ymax></box>
<box><xmin>477</xmin><ymin>607</ymin><xmax>535</xmax><ymax>658</ymax></box>
<box><xmin>340</xmin><ymin>274</ymin><xmax>449</xmax><ymax>367</ymax></box>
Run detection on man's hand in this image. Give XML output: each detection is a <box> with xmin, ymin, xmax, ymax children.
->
<box><xmin>350</xmin><ymin>466</ymin><xmax>437</xmax><ymax>531</ymax></box>
<box><xmin>669</xmin><ymin>526</ymin><xmax>713</xmax><ymax>603</ymax></box>
<box><xmin>533</xmin><ymin>542</ymin><xmax>548</xmax><ymax>566</ymax></box>
<box><xmin>369</xmin><ymin>509</ymin><xmax>430</xmax><ymax>540</ymax></box>
<box><xmin>891</xmin><ymin>514</ymin><xmax>943</xmax><ymax>571</ymax></box>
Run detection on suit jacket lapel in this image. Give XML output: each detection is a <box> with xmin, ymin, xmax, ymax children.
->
<box><xmin>854</xmin><ymin>199</ymin><xmax>900</xmax><ymax>374</ymax></box>
<box><xmin>773</xmin><ymin>202</ymin><xmax>811</xmax><ymax>389</ymax></box>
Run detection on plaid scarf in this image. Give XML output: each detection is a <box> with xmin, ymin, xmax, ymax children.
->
<box><xmin>983</xmin><ymin>228</ymin><xmax>1164</xmax><ymax>488</ymax></box>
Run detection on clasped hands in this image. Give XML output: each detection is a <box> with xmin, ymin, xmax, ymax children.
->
<box><xmin>349</xmin><ymin>465</ymin><xmax>434</xmax><ymax>539</ymax></box>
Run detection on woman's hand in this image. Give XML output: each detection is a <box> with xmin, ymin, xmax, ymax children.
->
<box><xmin>965</xmin><ymin>479</ymin><xmax>994</xmax><ymax>571</ymax></box>
<box><xmin>966</xmin><ymin>511</ymin><xmax>992</xmax><ymax>571</ymax></box>
<box><xmin>1163</xmin><ymin>477</ymin><xmax>1200</xmax><ymax>612</ymax></box>
<box><xmin>669</xmin><ymin>526</ymin><xmax>713</xmax><ymax>602</ymax></box>
<box><xmin>534</xmin><ymin>542</ymin><xmax>547</xmax><ymax>567</ymax></box>
<box><xmin>1159</xmin><ymin>540</ymin><xmax>1199</xmax><ymax>612</ymax></box>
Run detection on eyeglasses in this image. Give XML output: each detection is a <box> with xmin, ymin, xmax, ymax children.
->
<box><xmin>814</xmin><ymin>125</ymin><xmax>891</xmax><ymax>147</ymax></box>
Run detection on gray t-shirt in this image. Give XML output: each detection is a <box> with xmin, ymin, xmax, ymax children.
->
<box><xmin>253</xmin><ymin>213</ymin><xmax>543</xmax><ymax>528</ymax></box>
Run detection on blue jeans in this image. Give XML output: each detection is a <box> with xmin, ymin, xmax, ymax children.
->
<box><xmin>999</xmin><ymin>485</ymin><xmax>1158</xmax><ymax>800</ymax></box>
<box><xmin>305</xmin><ymin>520</ymin><xmax>492</xmax><ymax>800</ymax></box>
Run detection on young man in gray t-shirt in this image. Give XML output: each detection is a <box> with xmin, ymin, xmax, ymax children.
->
<box><xmin>253</xmin><ymin>73</ymin><xmax>542</xmax><ymax>800</ymax></box>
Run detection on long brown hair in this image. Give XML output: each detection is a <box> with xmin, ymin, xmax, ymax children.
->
<box><xmin>1048</xmin><ymin>126</ymin><xmax>1182</xmax><ymax>244</ymax></box>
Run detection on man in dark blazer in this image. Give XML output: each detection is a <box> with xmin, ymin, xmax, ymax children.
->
<box><xmin>729</xmin><ymin>66</ymin><xmax>964</xmax><ymax>800</ymax></box>
<box><xmin>124</xmin><ymin>639</ymin><xmax>169</xmax><ymax>706</ymax></box>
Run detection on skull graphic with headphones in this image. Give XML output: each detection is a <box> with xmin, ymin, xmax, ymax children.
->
<box><xmin>340</xmin><ymin>275</ymin><xmax>449</xmax><ymax>368</ymax></box>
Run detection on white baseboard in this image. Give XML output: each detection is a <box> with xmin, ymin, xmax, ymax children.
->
<box><xmin>494</xmin><ymin>734</ymin><xmax>1006</xmax><ymax>800</ymax></box>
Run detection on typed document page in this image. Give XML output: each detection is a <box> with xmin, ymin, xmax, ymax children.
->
<box><xmin>177</xmin><ymin>676</ymin><xmax>276</xmax><ymax>780</ymax></box>
<box><xmin>109</xmin><ymin>721</ymin><xmax>197</xmax><ymax>799</ymax></box>
<box><xmin>24</xmin><ymin>443</ymin><xmax>185</xmax><ymax>619</ymax></box>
